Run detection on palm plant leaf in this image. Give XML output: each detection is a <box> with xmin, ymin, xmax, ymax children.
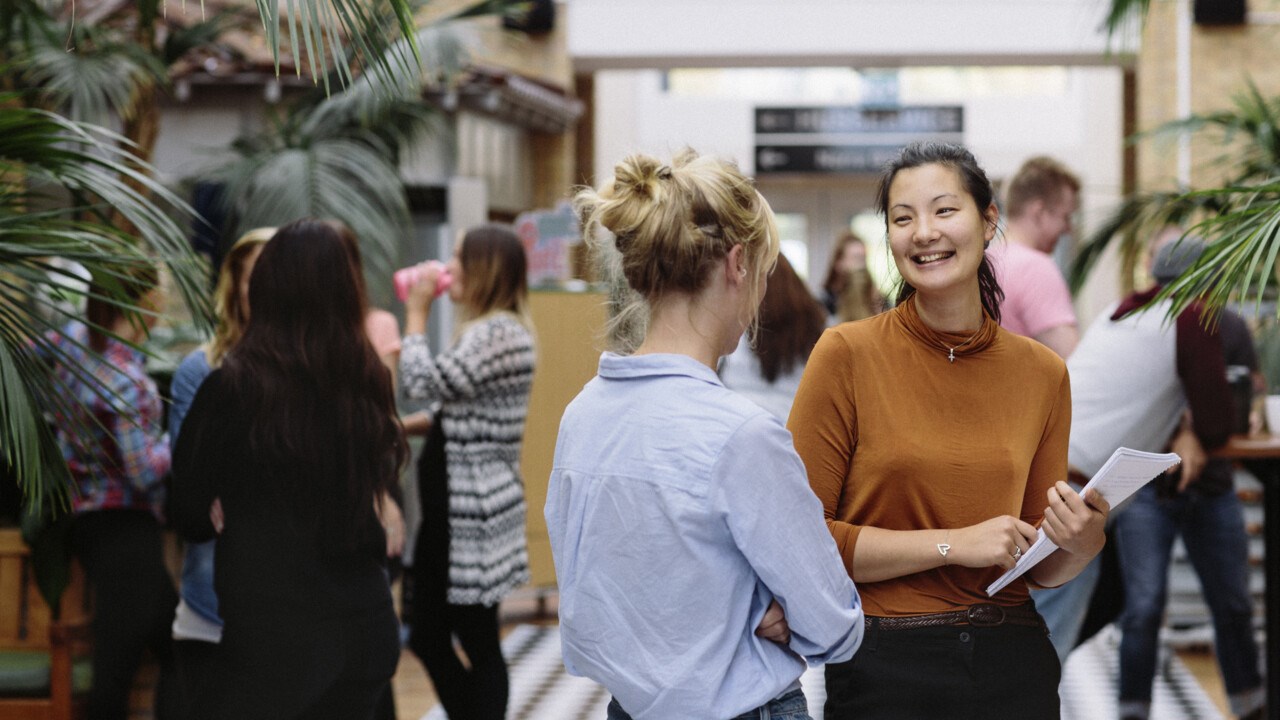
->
<box><xmin>1102</xmin><ymin>0</ymin><xmax>1149</xmax><ymax>42</ymax></box>
<box><xmin>0</xmin><ymin>98</ymin><xmax>209</xmax><ymax>515</ymax></box>
<box><xmin>211</xmin><ymin>4</ymin><xmax>491</xmax><ymax>305</ymax></box>
<box><xmin>161</xmin><ymin>9</ymin><xmax>250</xmax><ymax>67</ymax></box>
<box><xmin>253</xmin><ymin>0</ymin><xmax>421</xmax><ymax>96</ymax></box>
<box><xmin>295</xmin><ymin>14</ymin><xmax>470</xmax><ymax>140</ymax></box>
<box><xmin>0</xmin><ymin>102</ymin><xmax>210</xmax><ymax>315</ymax></box>
<box><xmin>22</xmin><ymin>28</ymin><xmax>164</xmax><ymax>125</ymax></box>
<box><xmin>1132</xmin><ymin>80</ymin><xmax>1280</xmax><ymax>184</ymax></box>
<box><xmin>1069</xmin><ymin>189</ymin><xmax>1226</xmax><ymax>293</ymax></box>
<box><xmin>1069</xmin><ymin>80</ymin><xmax>1280</xmax><ymax>315</ymax></box>
<box><xmin>216</xmin><ymin>136</ymin><xmax>412</xmax><ymax>306</ymax></box>
<box><xmin>1154</xmin><ymin>181</ymin><xmax>1280</xmax><ymax>318</ymax></box>
<box><xmin>7</xmin><ymin>0</ymin><xmax>426</xmax><ymax>96</ymax></box>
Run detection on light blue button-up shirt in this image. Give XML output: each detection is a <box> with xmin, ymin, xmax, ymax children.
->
<box><xmin>547</xmin><ymin>352</ymin><xmax>863</xmax><ymax>720</ymax></box>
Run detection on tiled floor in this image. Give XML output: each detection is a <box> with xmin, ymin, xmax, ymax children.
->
<box><xmin>397</xmin><ymin>591</ymin><xmax>1239</xmax><ymax>720</ymax></box>
<box><xmin>392</xmin><ymin>588</ymin><xmax>558</xmax><ymax>720</ymax></box>
<box><xmin>127</xmin><ymin>589</ymin><xmax>1240</xmax><ymax>720</ymax></box>
<box><xmin>404</xmin><ymin>621</ymin><xmax>1236</xmax><ymax>720</ymax></box>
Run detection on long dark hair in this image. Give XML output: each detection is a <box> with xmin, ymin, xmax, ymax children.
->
<box><xmin>754</xmin><ymin>255</ymin><xmax>826</xmax><ymax>382</ymax></box>
<box><xmin>224</xmin><ymin>219</ymin><xmax>406</xmax><ymax>554</ymax></box>
<box><xmin>874</xmin><ymin>142</ymin><xmax>1004</xmax><ymax>323</ymax></box>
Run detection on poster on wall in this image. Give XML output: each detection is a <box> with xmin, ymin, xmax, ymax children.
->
<box><xmin>516</xmin><ymin>201</ymin><xmax>579</xmax><ymax>287</ymax></box>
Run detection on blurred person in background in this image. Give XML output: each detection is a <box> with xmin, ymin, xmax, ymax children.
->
<box><xmin>399</xmin><ymin>224</ymin><xmax>536</xmax><ymax>720</ymax></box>
<box><xmin>46</xmin><ymin>264</ymin><xmax>178</xmax><ymax>720</ymax></box>
<box><xmin>987</xmin><ymin>155</ymin><xmax>1081</xmax><ymax>359</ymax></box>
<box><xmin>790</xmin><ymin>142</ymin><xmax>1107</xmax><ymax>718</ymax></box>
<box><xmin>335</xmin><ymin>222</ymin><xmax>407</xmax><ymax>720</ymax></box>
<box><xmin>720</xmin><ymin>254</ymin><xmax>827</xmax><ymax>421</ymax></box>
<box><xmin>171</xmin><ymin>223</ymin><xmax>405</xmax><ymax>719</ymax></box>
<box><xmin>991</xmin><ymin>156</ymin><xmax>1090</xmax><ymax>664</ymax></box>
<box><xmin>821</xmin><ymin>231</ymin><xmax>884</xmax><ymax>323</ymax></box>
<box><xmin>171</xmin><ymin>220</ymin><xmax>405</xmax><ymax>719</ymax></box>
<box><xmin>1106</xmin><ymin>235</ymin><xmax>1265</xmax><ymax>720</ymax></box>
<box><xmin>334</xmin><ymin>225</ymin><xmax>407</xmax><ymax>558</ymax></box>
<box><xmin>551</xmin><ymin>149</ymin><xmax>863</xmax><ymax>720</ymax></box>
<box><xmin>167</xmin><ymin>228</ymin><xmax>272</xmax><ymax>717</ymax></box>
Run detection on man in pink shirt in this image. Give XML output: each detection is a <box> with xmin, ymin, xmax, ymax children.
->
<box><xmin>989</xmin><ymin>157</ymin><xmax>1088</xmax><ymax>665</ymax></box>
<box><xmin>987</xmin><ymin>156</ymin><xmax>1081</xmax><ymax>359</ymax></box>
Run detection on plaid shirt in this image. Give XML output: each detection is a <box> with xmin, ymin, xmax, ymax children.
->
<box><xmin>49</xmin><ymin>323</ymin><xmax>169</xmax><ymax>516</ymax></box>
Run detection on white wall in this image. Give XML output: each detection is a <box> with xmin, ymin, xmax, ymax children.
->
<box><xmin>592</xmin><ymin>67</ymin><xmax>1126</xmax><ymax>322</ymax></box>
<box><xmin>574</xmin><ymin>0</ymin><xmax>1133</xmax><ymax>320</ymax></box>
<box><xmin>593</xmin><ymin>71</ymin><xmax>754</xmax><ymax>185</ymax></box>
<box><xmin>567</xmin><ymin>0</ymin><xmax>1134</xmax><ymax>70</ymax></box>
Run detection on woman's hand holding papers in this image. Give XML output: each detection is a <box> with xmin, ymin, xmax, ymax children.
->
<box><xmin>1041</xmin><ymin>481</ymin><xmax>1109</xmax><ymax>558</ymax></box>
<box><xmin>949</xmin><ymin>516</ymin><xmax>1041</xmax><ymax>572</ymax></box>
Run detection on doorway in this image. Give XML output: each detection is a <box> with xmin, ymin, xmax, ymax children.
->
<box><xmin>757</xmin><ymin>176</ymin><xmax>883</xmax><ymax>293</ymax></box>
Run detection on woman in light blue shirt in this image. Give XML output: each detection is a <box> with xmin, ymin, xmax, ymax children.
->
<box><xmin>548</xmin><ymin>149</ymin><xmax>863</xmax><ymax>720</ymax></box>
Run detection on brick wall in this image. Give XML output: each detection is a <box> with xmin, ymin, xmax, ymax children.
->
<box><xmin>1137</xmin><ymin>0</ymin><xmax>1280</xmax><ymax>190</ymax></box>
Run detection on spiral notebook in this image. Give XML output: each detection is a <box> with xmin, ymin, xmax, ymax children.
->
<box><xmin>985</xmin><ymin>447</ymin><xmax>1181</xmax><ymax>596</ymax></box>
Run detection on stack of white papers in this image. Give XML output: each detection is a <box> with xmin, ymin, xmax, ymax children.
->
<box><xmin>985</xmin><ymin>447</ymin><xmax>1180</xmax><ymax>596</ymax></box>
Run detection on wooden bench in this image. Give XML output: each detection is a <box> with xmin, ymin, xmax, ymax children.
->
<box><xmin>0</xmin><ymin>527</ymin><xmax>91</xmax><ymax>720</ymax></box>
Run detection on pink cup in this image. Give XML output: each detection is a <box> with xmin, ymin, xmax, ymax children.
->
<box><xmin>394</xmin><ymin>261</ymin><xmax>452</xmax><ymax>302</ymax></box>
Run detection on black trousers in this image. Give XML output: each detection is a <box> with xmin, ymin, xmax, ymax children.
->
<box><xmin>173</xmin><ymin>639</ymin><xmax>218</xmax><ymax>720</ymax></box>
<box><xmin>70</xmin><ymin>509</ymin><xmax>179</xmax><ymax>720</ymax></box>
<box><xmin>201</xmin><ymin>604</ymin><xmax>399</xmax><ymax>720</ymax></box>
<box><xmin>823</xmin><ymin>618</ymin><xmax>1061</xmax><ymax>719</ymax></box>
<box><xmin>408</xmin><ymin>592</ymin><xmax>506</xmax><ymax>720</ymax></box>
<box><xmin>408</xmin><ymin>420</ymin><xmax>508</xmax><ymax>720</ymax></box>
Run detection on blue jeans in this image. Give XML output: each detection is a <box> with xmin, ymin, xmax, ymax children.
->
<box><xmin>1030</xmin><ymin>553</ymin><xmax>1102</xmax><ymax>665</ymax></box>
<box><xmin>606</xmin><ymin>688</ymin><xmax>810</xmax><ymax>720</ymax></box>
<box><xmin>1114</xmin><ymin>483</ymin><xmax>1262</xmax><ymax>705</ymax></box>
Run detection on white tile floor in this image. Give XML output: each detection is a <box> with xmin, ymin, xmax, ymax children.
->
<box><xmin>1060</xmin><ymin>624</ymin><xmax>1224</xmax><ymax>720</ymax></box>
<box><xmin>424</xmin><ymin>623</ymin><xmax>1225</xmax><ymax>720</ymax></box>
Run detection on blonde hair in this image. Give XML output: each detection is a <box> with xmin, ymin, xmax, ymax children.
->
<box><xmin>455</xmin><ymin>224</ymin><xmax>534</xmax><ymax>334</ymax></box>
<box><xmin>206</xmin><ymin>227</ymin><xmax>275</xmax><ymax>366</ymax></box>
<box><xmin>836</xmin><ymin>269</ymin><xmax>882</xmax><ymax>323</ymax></box>
<box><xmin>574</xmin><ymin>149</ymin><xmax>780</xmax><ymax>352</ymax></box>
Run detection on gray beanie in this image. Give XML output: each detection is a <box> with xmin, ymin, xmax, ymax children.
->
<box><xmin>1152</xmin><ymin>236</ymin><xmax>1207</xmax><ymax>284</ymax></box>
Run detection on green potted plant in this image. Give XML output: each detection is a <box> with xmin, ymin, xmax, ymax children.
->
<box><xmin>1254</xmin><ymin>316</ymin><xmax>1280</xmax><ymax>434</ymax></box>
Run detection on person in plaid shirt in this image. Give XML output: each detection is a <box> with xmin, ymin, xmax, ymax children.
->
<box><xmin>53</xmin><ymin>321</ymin><xmax>170</xmax><ymax>515</ymax></box>
<box><xmin>46</xmin><ymin>265</ymin><xmax>178</xmax><ymax>719</ymax></box>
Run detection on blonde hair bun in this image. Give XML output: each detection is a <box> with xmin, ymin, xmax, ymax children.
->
<box><xmin>574</xmin><ymin>148</ymin><xmax>781</xmax><ymax>351</ymax></box>
<box><xmin>611</xmin><ymin>155</ymin><xmax>672</xmax><ymax>204</ymax></box>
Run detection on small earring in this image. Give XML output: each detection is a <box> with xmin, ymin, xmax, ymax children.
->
<box><xmin>738</xmin><ymin>266</ymin><xmax>747</xmax><ymax>278</ymax></box>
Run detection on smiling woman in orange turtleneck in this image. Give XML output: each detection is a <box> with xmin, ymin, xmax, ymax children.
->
<box><xmin>788</xmin><ymin>142</ymin><xmax>1109</xmax><ymax>719</ymax></box>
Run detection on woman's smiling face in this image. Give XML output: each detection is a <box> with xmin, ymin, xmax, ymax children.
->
<box><xmin>886</xmin><ymin>162</ymin><xmax>997</xmax><ymax>300</ymax></box>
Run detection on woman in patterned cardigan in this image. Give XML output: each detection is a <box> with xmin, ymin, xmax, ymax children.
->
<box><xmin>400</xmin><ymin>224</ymin><xmax>537</xmax><ymax>720</ymax></box>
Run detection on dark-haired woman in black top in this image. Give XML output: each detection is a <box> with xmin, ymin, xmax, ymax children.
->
<box><xmin>172</xmin><ymin>218</ymin><xmax>408</xmax><ymax>719</ymax></box>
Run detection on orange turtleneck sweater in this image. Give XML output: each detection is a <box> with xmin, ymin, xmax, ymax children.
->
<box><xmin>788</xmin><ymin>295</ymin><xmax>1070</xmax><ymax>617</ymax></box>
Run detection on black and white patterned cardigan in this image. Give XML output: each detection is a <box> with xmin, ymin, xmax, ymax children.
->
<box><xmin>400</xmin><ymin>312</ymin><xmax>536</xmax><ymax>606</ymax></box>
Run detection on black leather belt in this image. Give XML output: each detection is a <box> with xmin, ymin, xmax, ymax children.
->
<box><xmin>869</xmin><ymin>603</ymin><xmax>1044</xmax><ymax>631</ymax></box>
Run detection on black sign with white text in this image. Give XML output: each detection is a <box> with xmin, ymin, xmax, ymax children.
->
<box><xmin>755</xmin><ymin>145</ymin><xmax>904</xmax><ymax>174</ymax></box>
<box><xmin>754</xmin><ymin>105</ymin><xmax>964</xmax><ymax>174</ymax></box>
<box><xmin>754</xmin><ymin>106</ymin><xmax>963</xmax><ymax>135</ymax></box>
